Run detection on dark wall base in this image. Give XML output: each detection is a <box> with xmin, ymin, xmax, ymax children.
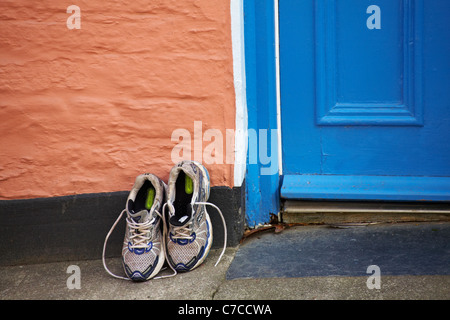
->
<box><xmin>0</xmin><ymin>186</ymin><xmax>244</xmax><ymax>266</ymax></box>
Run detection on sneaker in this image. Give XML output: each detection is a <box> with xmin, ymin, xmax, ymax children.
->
<box><xmin>103</xmin><ymin>173</ymin><xmax>167</xmax><ymax>281</ymax></box>
<box><xmin>163</xmin><ymin>161</ymin><xmax>227</xmax><ymax>272</ymax></box>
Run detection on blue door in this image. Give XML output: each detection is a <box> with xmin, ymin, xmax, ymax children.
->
<box><xmin>280</xmin><ymin>0</ymin><xmax>450</xmax><ymax>200</ymax></box>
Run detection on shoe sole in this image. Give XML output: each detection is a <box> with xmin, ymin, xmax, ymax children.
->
<box><xmin>189</xmin><ymin>161</ymin><xmax>212</xmax><ymax>271</ymax></box>
<box><xmin>189</xmin><ymin>211</ymin><xmax>213</xmax><ymax>271</ymax></box>
<box><xmin>150</xmin><ymin>244</ymin><xmax>166</xmax><ymax>279</ymax></box>
<box><xmin>167</xmin><ymin>161</ymin><xmax>212</xmax><ymax>272</ymax></box>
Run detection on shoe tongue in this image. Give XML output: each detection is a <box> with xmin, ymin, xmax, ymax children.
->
<box><xmin>130</xmin><ymin>209</ymin><xmax>151</xmax><ymax>223</ymax></box>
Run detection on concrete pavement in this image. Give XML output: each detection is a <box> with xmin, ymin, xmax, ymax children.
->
<box><xmin>1</xmin><ymin>222</ymin><xmax>449</xmax><ymax>300</ymax></box>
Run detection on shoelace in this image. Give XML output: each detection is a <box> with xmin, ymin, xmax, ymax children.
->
<box><xmin>170</xmin><ymin>224</ymin><xmax>194</xmax><ymax>240</ymax></box>
<box><xmin>127</xmin><ymin>216</ymin><xmax>153</xmax><ymax>248</ymax></box>
<box><xmin>163</xmin><ymin>201</ymin><xmax>227</xmax><ymax>267</ymax></box>
<box><xmin>102</xmin><ymin>201</ymin><xmax>227</xmax><ymax>280</ymax></box>
<box><xmin>102</xmin><ymin>206</ymin><xmax>177</xmax><ymax>281</ymax></box>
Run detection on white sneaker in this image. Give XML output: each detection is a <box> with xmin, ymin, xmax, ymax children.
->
<box><xmin>164</xmin><ymin>161</ymin><xmax>227</xmax><ymax>272</ymax></box>
<box><xmin>103</xmin><ymin>173</ymin><xmax>167</xmax><ymax>281</ymax></box>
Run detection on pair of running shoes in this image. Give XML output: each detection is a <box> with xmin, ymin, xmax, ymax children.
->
<box><xmin>102</xmin><ymin>161</ymin><xmax>227</xmax><ymax>281</ymax></box>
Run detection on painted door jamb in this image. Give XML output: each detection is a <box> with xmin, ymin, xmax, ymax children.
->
<box><xmin>243</xmin><ymin>0</ymin><xmax>280</xmax><ymax>227</ymax></box>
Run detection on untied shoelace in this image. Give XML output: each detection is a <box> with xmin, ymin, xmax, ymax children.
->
<box><xmin>163</xmin><ymin>201</ymin><xmax>228</xmax><ymax>267</ymax></box>
<box><xmin>102</xmin><ymin>201</ymin><xmax>227</xmax><ymax>280</ymax></box>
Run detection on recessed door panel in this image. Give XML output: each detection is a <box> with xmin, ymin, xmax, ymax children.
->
<box><xmin>279</xmin><ymin>0</ymin><xmax>450</xmax><ymax>200</ymax></box>
<box><xmin>316</xmin><ymin>0</ymin><xmax>422</xmax><ymax>125</ymax></box>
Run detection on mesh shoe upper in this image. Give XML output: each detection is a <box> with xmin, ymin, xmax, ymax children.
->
<box><xmin>122</xmin><ymin>173</ymin><xmax>167</xmax><ymax>281</ymax></box>
<box><xmin>165</xmin><ymin>161</ymin><xmax>212</xmax><ymax>271</ymax></box>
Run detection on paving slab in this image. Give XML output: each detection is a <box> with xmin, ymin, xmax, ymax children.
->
<box><xmin>227</xmin><ymin>222</ymin><xmax>450</xmax><ymax>279</ymax></box>
<box><xmin>1</xmin><ymin>222</ymin><xmax>449</xmax><ymax>301</ymax></box>
<box><xmin>214</xmin><ymin>275</ymin><xmax>450</xmax><ymax>300</ymax></box>
<box><xmin>0</xmin><ymin>248</ymin><xmax>236</xmax><ymax>300</ymax></box>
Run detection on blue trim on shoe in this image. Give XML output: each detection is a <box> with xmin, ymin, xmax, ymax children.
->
<box><xmin>128</xmin><ymin>241</ymin><xmax>153</xmax><ymax>254</ymax></box>
<box><xmin>172</xmin><ymin>220</ymin><xmax>211</xmax><ymax>272</ymax></box>
<box><xmin>123</xmin><ymin>256</ymin><xmax>159</xmax><ymax>281</ymax></box>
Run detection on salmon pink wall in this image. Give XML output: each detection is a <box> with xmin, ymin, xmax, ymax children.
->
<box><xmin>0</xmin><ymin>0</ymin><xmax>236</xmax><ymax>199</ymax></box>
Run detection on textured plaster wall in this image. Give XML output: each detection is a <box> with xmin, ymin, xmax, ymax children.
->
<box><xmin>0</xmin><ymin>0</ymin><xmax>236</xmax><ymax>199</ymax></box>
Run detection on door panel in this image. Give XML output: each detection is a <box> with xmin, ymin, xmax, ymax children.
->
<box><xmin>279</xmin><ymin>0</ymin><xmax>450</xmax><ymax>200</ymax></box>
<box><xmin>316</xmin><ymin>0</ymin><xmax>422</xmax><ymax>126</ymax></box>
